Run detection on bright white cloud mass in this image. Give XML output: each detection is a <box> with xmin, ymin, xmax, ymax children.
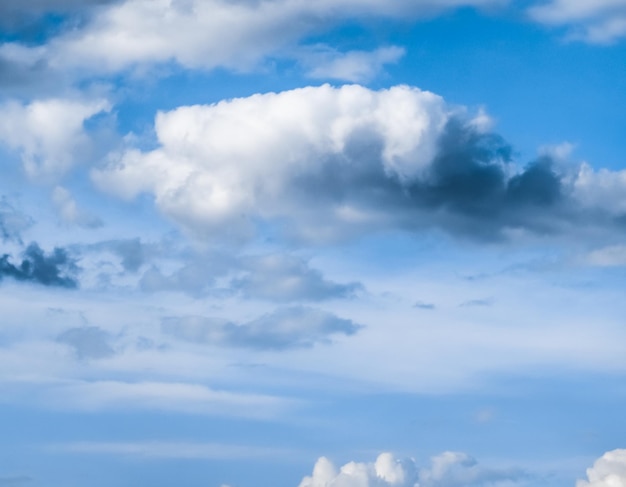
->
<box><xmin>0</xmin><ymin>1</ymin><xmax>625</xmax><ymax>487</ymax></box>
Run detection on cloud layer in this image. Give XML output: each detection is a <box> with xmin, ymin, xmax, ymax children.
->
<box><xmin>577</xmin><ymin>450</ymin><xmax>626</xmax><ymax>487</ymax></box>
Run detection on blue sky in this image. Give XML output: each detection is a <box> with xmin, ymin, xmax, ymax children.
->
<box><xmin>1</xmin><ymin>1</ymin><xmax>626</xmax><ymax>487</ymax></box>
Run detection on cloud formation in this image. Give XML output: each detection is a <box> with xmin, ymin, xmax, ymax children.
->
<box><xmin>303</xmin><ymin>46</ymin><xmax>406</xmax><ymax>83</ymax></box>
<box><xmin>577</xmin><ymin>449</ymin><xmax>626</xmax><ymax>487</ymax></box>
<box><xmin>0</xmin><ymin>97</ymin><xmax>110</xmax><ymax>179</ymax></box>
<box><xmin>528</xmin><ymin>0</ymin><xmax>626</xmax><ymax>44</ymax></box>
<box><xmin>0</xmin><ymin>242</ymin><xmax>78</xmax><ymax>288</ymax></box>
<box><xmin>0</xmin><ymin>0</ymin><xmax>501</xmax><ymax>77</ymax></box>
<box><xmin>94</xmin><ymin>83</ymin><xmax>626</xmax><ymax>244</ymax></box>
<box><xmin>299</xmin><ymin>452</ymin><xmax>527</xmax><ymax>487</ymax></box>
<box><xmin>162</xmin><ymin>306</ymin><xmax>362</xmax><ymax>350</ymax></box>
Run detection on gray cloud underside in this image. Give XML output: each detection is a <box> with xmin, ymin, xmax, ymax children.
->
<box><xmin>0</xmin><ymin>242</ymin><xmax>78</xmax><ymax>288</ymax></box>
<box><xmin>297</xmin><ymin>120</ymin><xmax>568</xmax><ymax>240</ymax></box>
<box><xmin>162</xmin><ymin>306</ymin><xmax>362</xmax><ymax>351</ymax></box>
<box><xmin>57</xmin><ymin>326</ymin><xmax>115</xmax><ymax>360</ymax></box>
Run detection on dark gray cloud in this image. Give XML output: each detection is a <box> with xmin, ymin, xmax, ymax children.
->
<box><xmin>414</xmin><ymin>301</ymin><xmax>435</xmax><ymax>310</ymax></box>
<box><xmin>162</xmin><ymin>306</ymin><xmax>362</xmax><ymax>351</ymax></box>
<box><xmin>0</xmin><ymin>198</ymin><xmax>33</xmax><ymax>243</ymax></box>
<box><xmin>285</xmin><ymin>117</ymin><xmax>570</xmax><ymax>242</ymax></box>
<box><xmin>57</xmin><ymin>326</ymin><xmax>114</xmax><ymax>359</ymax></box>
<box><xmin>0</xmin><ymin>242</ymin><xmax>78</xmax><ymax>288</ymax></box>
<box><xmin>231</xmin><ymin>254</ymin><xmax>362</xmax><ymax>302</ymax></box>
<box><xmin>404</xmin><ymin>120</ymin><xmax>564</xmax><ymax>237</ymax></box>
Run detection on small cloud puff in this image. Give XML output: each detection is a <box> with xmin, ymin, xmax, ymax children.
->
<box><xmin>299</xmin><ymin>452</ymin><xmax>527</xmax><ymax>487</ymax></box>
<box><xmin>162</xmin><ymin>306</ymin><xmax>362</xmax><ymax>351</ymax></box>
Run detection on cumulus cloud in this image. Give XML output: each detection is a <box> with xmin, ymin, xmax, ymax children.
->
<box><xmin>299</xmin><ymin>452</ymin><xmax>527</xmax><ymax>487</ymax></box>
<box><xmin>577</xmin><ymin>449</ymin><xmax>626</xmax><ymax>487</ymax></box>
<box><xmin>162</xmin><ymin>306</ymin><xmax>362</xmax><ymax>350</ymax></box>
<box><xmin>0</xmin><ymin>242</ymin><xmax>78</xmax><ymax>288</ymax></box>
<box><xmin>92</xmin><ymin>84</ymin><xmax>450</xmax><ymax>241</ymax></box>
<box><xmin>528</xmin><ymin>0</ymin><xmax>626</xmax><ymax>44</ymax></box>
<box><xmin>0</xmin><ymin>97</ymin><xmax>110</xmax><ymax>179</ymax></box>
<box><xmin>93</xmin><ymin>83</ymin><xmax>623</xmax><ymax>244</ymax></box>
<box><xmin>57</xmin><ymin>326</ymin><xmax>115</xmax><ymax>360</ymax></box>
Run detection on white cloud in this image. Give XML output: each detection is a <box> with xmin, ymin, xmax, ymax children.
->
<box><xmin>304</xmin><ymin>46</ymin><xmax>406</xmax><ymax>82</ymax></box>
<box><xmin>528</xmin><ymin>0</ymin><xmax>626</xmax><ymax>43</ymax></box>
<box><xmin>299</xmin><ymin>452</ymin><xmax>526</xmax><ymax>487</ymax></box>
<box><xmin>0</xmin><ymin>98</ymin><xmax>110</xmax><ymax>179</ymax></box>
<box><xmin>92</xmin><ymin>83</ymin><xmax>452</xmax><ymax>242</ymax></box>
<box><xmin>32</xmin><ymin>0</ymin><xmax>502</xmax><ymax>75</ymax></box>
<box><xmin>577</xmin><ymin>450</ymin><xmax>626</xmax><ymax>487</ymax></box>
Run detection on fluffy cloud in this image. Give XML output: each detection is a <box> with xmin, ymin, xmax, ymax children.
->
<box><xmin>528</xmin><ymin>0</ymin><xmax>626</xmax><ymax>44</ymax></box>
<box><xmin>299</xmin><ymin>452</ymin><xmax>527</xmax><ymax>487</ymax></box>
<box><xmin>162</xmin><ymin>306</ymin><xmax>362</xmax><ymax>350</ymax></box>
<box><xmin>0</xmin><ymin>97</ymin><xmax>110</xmax><ymax>179</ymax></box>
<box><xmin>94</xmin><ymin>83</ymin><xmax>626</xmax><ymax>244</ymax></box>
<box><xmin>92</xmin><ymin>84</ymin><xmax>450</xmax><ymax>242</ymax></box>
<box><xmin>577</xmin><ymin>450</ymin><xmax>626</xmax><ymax>487</ymax></box>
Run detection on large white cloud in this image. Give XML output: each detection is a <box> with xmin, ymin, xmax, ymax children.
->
<box><xmin>92</xmin><ymin>83</ymin><xmax>453</xmax><ymax>242</ymax></box>
<box><xmin>528</xmin><ymin>0</ymin><xmax>626</xmax><ymax>43</ymax></box>
<box><xmin>577</xmin><ymin>450</ymin><xmax>626</xmax><ymax>487</ymax></box>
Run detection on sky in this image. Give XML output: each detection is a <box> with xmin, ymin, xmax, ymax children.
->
<box><xmin>1</xmin><ymin>1</ymin><xmax>626</xmax><ymax>486</ymax></box>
